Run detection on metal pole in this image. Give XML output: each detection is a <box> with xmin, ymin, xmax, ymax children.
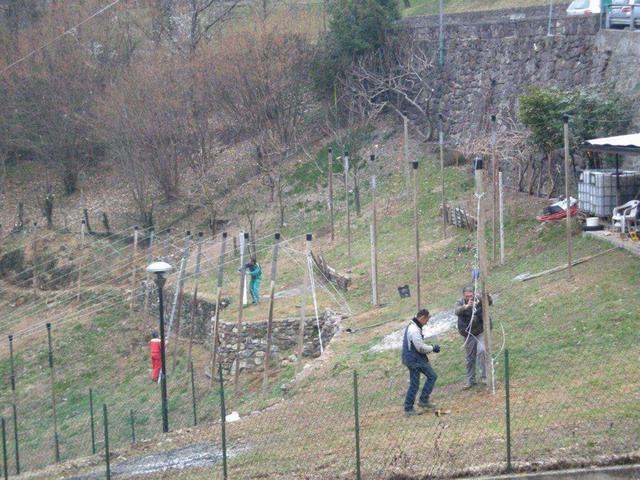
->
<box><xmin>218</xmin><ymin>364</ymin><xmax>228</xmax><ymax>480</ymax></box>
<box><xmin>8</xmin><ymin>335</ymin><xmax>19</xmax><ymax>474</ymax></box>
<box><xmin>297</xmin><ymin>234</ymin><xmax>312</xmax><ymax>372</ymax></box>
<box><xmin>263</xmin><ymin>233</ymin><xmax>281</xmax><ymax>390</ymax></box>
<box><xmin>130</xmin><ymin>410</ymin><xmax>136</xmax><ymax>444</ymax></box>
<box><xmin>563</xmin><ymin>115</ymin><xmax>573</xmax><ymax>279</ymax></box>
<box><xmin>547</xmin><ymin>0</ymin><xmax>554</xmax><ymax>36</ymax></box>
<box><xmin>412</xmin><ymin>161</ymin><xmax>421</xmax><ymax>310</ymax></box>
<box><xmin>439</xmin><ymin>114</ymin><xmax>447</xmax><ymax>239</ymax></box>
<box><xmin>491</xmin><ymin>115</ymin><xmax>498</xmax><ymax>263</ymax></box>
<box><xmin>190</xmin><ymin>361</ymin><xmax>197</xmax><ymax>426</ymax></box>
<box><xmin>499</xmin><ymin>171</ymin><xmax>505</xmax><ymax>265</ymax></box>
<box><xmin>167</xmin><ymin>233</ymin><xmax>191</xmax><ymax>342</ymax></box>
<box><xmin>328</xmin><ymin>148</ymin><xmax>335</xmax><ymax>242</ymax></box>
<box><xmin>370</xmin><ymin>154</ymin><xmax>379</xmax><ymax>307</ymax></box>
<box><xmin>210</xmin><ymin>232</ymin><xmax>227</xmax><ymax>387</ymax></box>
<box><xmin>156</xmin><ymin>276</ymin><xmax>169</xmax><ymax>433</ymax></box>
<box><xmin>353</xmin><ymin>371</ymin><xmax>361</xmax><ymax>480</ymax></box>
<box><xmin>344</xmin><ymin>152</ymin><xmax>352</xmax><ymax>271</ymax></box>
<box><xmin>130</xmin><ymin>226</ymin><xmax>139</xmax><ymax>311</ymax></box>
<box><xmin>103</xmin><ymin>404</ymin><xmax>110</xmax><ymax>480</ymax></box>
<box><xmin>505</xmin><ymin>349</ymin><xmax>512</xmax><ymax>473</ymax></box>
<box><xmin>234</xmin><ymin>232</ymin><xmax>249</xmax><ymax>394</ymax></box>
<box><xmin>474</xmin><ymin>158</ymin><xmax>494</xmax><ymax>391</ymax></box>
<box><xmin>46</xmin><ymin>323</ymin><xmax>60</xmax><ymax>462</ymax></box>
<box><xmin>89</xmin><ymin>388</ymin><xmax>96</xmax><ymax>454</ymax></box>
<box><xmin>1</xmin><ymin>418</ymin><xmax>7</xmax><ymax>480</ymax></box>
<box><xmin>630</xmin><ymin>1</ymin><xmax>636</xmax><ymax>31</ymax></box>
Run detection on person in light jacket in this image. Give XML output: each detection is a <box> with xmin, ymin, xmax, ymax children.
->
<box><xmin>401</xmin><ymin>309</ymin><xmax>441</xmax><ymax>417</ymax></box>
<box><xmin>455</xmin><ymin>286</ymin><xmax>492</xmax><ymax>389</ymax></box>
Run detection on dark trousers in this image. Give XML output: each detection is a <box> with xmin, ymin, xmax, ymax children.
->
<box><xmin>404</xmin><ymin>359</ymin><xmax>437</xmax><ymax>411</ymax></box>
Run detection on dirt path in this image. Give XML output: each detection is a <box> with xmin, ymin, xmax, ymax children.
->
<box><xmin>65</xmin><ymin>442</ymin><xmax>244</xmax><ymax>479</ymax></box>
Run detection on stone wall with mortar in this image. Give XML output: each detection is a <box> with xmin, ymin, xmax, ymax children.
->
<box><xmin>402</xmin><ymin>12</ymin><xmax>640</xmax><ymax>148</ymax></box>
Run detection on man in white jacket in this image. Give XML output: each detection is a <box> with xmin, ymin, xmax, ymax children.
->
<box><xmin>401</xmin><ymin>309</ymin><xmax>441</xmax><ymax>416</ymax></box>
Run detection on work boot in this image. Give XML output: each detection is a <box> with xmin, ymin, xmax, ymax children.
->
<box><xmin>462</xmin><ymin>382</ymin><xmax>477</xmax><ymax>391</ymax></box>
<box><xmin>418</xmin><ymin>401</ymin><xmax>436</xmax><ymax>410</ymax></box>
<box><xmin>404</xmin><ymin>409</ymin><xmax>423</xmax><ymax>417</ymax></box>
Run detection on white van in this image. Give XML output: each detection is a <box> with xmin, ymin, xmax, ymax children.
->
<box><xmin>566</xmin><ymin>0</ymin><xmax>601</xmax><ymax>15</ymax></box>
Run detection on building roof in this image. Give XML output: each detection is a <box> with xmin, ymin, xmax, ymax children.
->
<box><xmin>583</xmin><ymin>133</ymin><xmax>640</xmax><ymax>155</ymax></box>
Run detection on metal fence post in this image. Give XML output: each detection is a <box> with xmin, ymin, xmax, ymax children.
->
<box><xmin>190</xmin><ymin>361</ymin><xmax>197</xmax><ymax>426</ymax></box>
<box><xmin>130</xmin><ymin>410</ymin><xmax>136</xmax><ymax>444</ymax></box>
<box><xmin>504</xmin><ymin>349</ymin><xmax>512</xmax><ymax>473</ymax></box>
<box><xmin>1</xmin><ymin>418</ymin><xmax>7</xmax><ymax>480</ymax></box>
<box><xmin>353</xmin><ymin>371</ymin><xmax>362</xmax><ymax>480</ymax></box>
<box><xmin>46</xmin><ymin>323</ymin><xmax>60</xmax><ymax>463</ymax></box>
<box><xmin>218</xmin><ymin>364</ymin><xmax>228</xmax><ymax>480</ymax></box>
<box><xmin>8</xmin><ymin>335</ymin><xmax>19</xmax><ymax>474</ymax></box>
<box><xmin>103</xmin><ymin>405</ymin><xmax>110</xmax><ymax>480</ymax></box>
<box><xmin>89</xmin><ymin>388</ymin><xmax>96</xmax><ymax>455</ymax></box>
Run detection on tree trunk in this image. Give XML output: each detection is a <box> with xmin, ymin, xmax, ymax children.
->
<box><xmin>546</xmin><ymin>152</ymin><xmax>556</xmax><ymax>199</ymax></box>
<box><xmin>353</xmin><ymin>173</ymin><xmax>361</xmax><ymax>216</ymax></box>
<box><xmin>102</xmin><ymin>212</ymin><xmax>111</xmax><ymax>234</ymax></box>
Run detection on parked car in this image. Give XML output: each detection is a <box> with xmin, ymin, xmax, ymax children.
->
<box><xmin>566</xmin><ymin>0</ymin><xmax>601</xmax><ymax>15</ymax></box>
<box><xmin>609</xmin><ymin>0</ymin><xmax>640</xmax><ymax>28</ymax></box>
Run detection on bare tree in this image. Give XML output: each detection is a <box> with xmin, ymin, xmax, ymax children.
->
<box><xmin>341</xmin><ymin>35</ymin><xmax>437</xmax><ymax>140</ymax></box>
<box><xmin>209</xmin><ymin>28</ymin><xmax>313</xmax><ymax>227</ymax></box>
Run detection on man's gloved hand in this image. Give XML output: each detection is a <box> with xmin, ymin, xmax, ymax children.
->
<box><xmin>432</xmin><ymin>345</ymin><xmax>441</xmax><ymax>353</ymax></box>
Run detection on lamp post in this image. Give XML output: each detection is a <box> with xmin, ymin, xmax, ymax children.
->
<box><xmin>146</xmin><ymin>261</ymin><xmax>173</xmax><ymax>433</ymax></box>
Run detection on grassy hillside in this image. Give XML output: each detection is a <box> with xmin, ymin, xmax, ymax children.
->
<box><xmin>4</xmin><ymin>120</ymin><xmax>637</xmax><ymax>479</ymax></box>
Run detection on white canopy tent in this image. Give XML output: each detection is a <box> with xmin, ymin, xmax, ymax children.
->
<box><xmin>583</xmin><ymin>133</ymin><xmax>640</xmax><ymax>156</ymax></box>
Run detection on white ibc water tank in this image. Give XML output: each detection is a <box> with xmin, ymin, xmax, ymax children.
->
<box><xmin>578</xmin><ymin>169</ymin><xmax>640</xmax><ymax>217</ymax></box>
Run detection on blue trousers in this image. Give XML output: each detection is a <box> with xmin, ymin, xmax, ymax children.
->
<box><xmin>404</xmin><ymin>360</ymin><xmax>438</xmax><ymax>412</ymax></box>
<box><xmin>249</xmin><ymin>279</ymin><xmax>261</xmax><ymax>303</ymax></box>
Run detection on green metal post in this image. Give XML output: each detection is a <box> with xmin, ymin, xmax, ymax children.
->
<box><xmin>1</xmin><ymin>418</ymin><xmax>7</xmax><ymax>480</ymax></box>
<box><xmin>190</xmin><ymin>361</ymin><xmax>197</xmax><ymax>426</ymax></box>
<box><xmin>353</xmin><ymin>371</ymin><xmax>361</xmax><ymax>480</ymax></box>
<box><xmin>218</xmin><ymin>364</ymin><xmax>228</xmax><ymax>480</ymax></box>
<box><xmin>505</xmin><ymin>349</ymin><xmax>512</xmax><ymax>473</ymax></box>
<box><xmin>8</xmin><ymin>335</ymin><xmax>19</xmax><ymax>474</ymax></box>
<box><xmin>46</xmin><ymin>323</ymin><xmax>60</xmax><ymax>463</ymax></box>
<box><xmin>130</xmin><ymin>410</ymin><xmax>136</xmax><ymax>444</ymax></box>
<box><xmin>89</xmin><ymin>389</ymin><xmax>96</xmax><ymax>455</ymax></box>
<box><xmin>103</xmin><ymin>405</ymin><xmax>110</xmax><ymax>480</ymax></box>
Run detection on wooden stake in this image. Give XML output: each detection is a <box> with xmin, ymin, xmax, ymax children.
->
<box><xmin>143</xmin><ymin>229</ymin><xmax>155</xmax><ymax>325</ymax></box>
<box><xmin>491</xmin><ymin>115</ymin><xmax>498</xmax><ymax>262</ymax></box>
<box><xmin>474</xmin><ymin>156</ymin><xmax>494</xmax><ymax>391</ymax></box>
<box><xmin>563</xmin><ymin>114</ymin><xmax>573</xmax><ymax>279</ymax></box>
<box><xmin>369</xmin><ymin>154</ymin><xmax>379</xmax><ymax>307</ymax></box>
<box><xmin>234</xmin><ymin>232</ymin><xmax>249</xmax><ymax>394</ymax></box>
<box><xmin>439</xmin><ymin>114</ymin><xmax>447</xmax><ymax>239</ymax></box>
<box><xmin>344</xmin><ymin>152</ymin><xmax>352</xmax><ymax>271</ymax></box>
<box><xmin>170</xmin><ymin>232</ymin><xmax>191</xmax><ymax>372</ymax></box>
<box><xmin>499</xmin><ymin>171</ymin><xmax>505</xmax><ymax>265</ymax></box>
<box><xmin>297</xmin><ymin>234</ymin><xmax>312</xmax><ymax>373</ymax></box>
<box><xmin>210</xmin><ymin>232</ymin><xmax>227</xmax><ymax>387</ymax></box>
<box><xmin>77</xmin><ymin>220</ymin><xmax>86</xmax><ymax>302</ymax></box>
<box><xmin>129</xmin><ymin>226</ymin><xmax>139</xmax><ymax>312</ymax></box>
<box><xmin>187</xmin><ymin>232</ymin><xmax>204</xmax><ymax>368</ymax></box>
<box><xmin>263</xmin><ymin>233</ymin><xmax>281</xmax><ymax>390</ymax></box>
<box><xmin>403</xmin><ymin>117</ymin><xmax>410</xmax><ymax>195</ymax></box>
<box><xmin>32</xmin><ymin>222</ymin><xmax>38</xmax><ymax>297</ymax></box>
<box><xmin>412</xmin><ymin>161</ymin><xmax>421</xmax><ymax>310</ymax></box>
<box><xmin>328</xmin><ymin>148</ymin><xmax>335</xmax><ymax>242</ymax></box>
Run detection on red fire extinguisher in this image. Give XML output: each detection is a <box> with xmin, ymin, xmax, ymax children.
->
<box><xmin>150</xmin><ymin>331</ymin><xmax>163</xmax><ymax>382</ymax></box>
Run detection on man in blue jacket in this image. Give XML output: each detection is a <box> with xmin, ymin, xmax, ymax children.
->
<box><xmin>402</xmin><ymin>308</ymin><xmax>441</xmax><ymax>416</ymax></box>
